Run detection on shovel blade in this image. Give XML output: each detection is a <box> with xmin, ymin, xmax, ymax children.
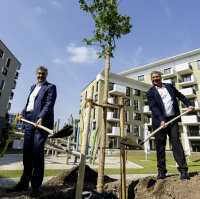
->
<box><xmin>48</xmin><ymin>125</ymin><xmax>73</xmax><ymax>138</ymax></box>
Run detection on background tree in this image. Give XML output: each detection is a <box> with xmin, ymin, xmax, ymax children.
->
<box><xmin>79</xmin><ymin>0</ymin><xmax>132</xmax><ymax>193</ymax></box>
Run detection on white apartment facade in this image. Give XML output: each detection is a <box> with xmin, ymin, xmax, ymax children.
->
<box><xmin>0</xmin><ymin>40</ymin><xmax>21</xmax><ymax>134</ymax></box>
<box><xmin>120</xmin><ymin>49</ymin><xmax>200</xmax><ymax>152</ymax></box>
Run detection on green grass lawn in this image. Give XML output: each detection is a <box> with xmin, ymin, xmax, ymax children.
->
<box><xmin>1</xmin><ymin>154</ymin><xmax>200</xmax><ymax>178</ymax></box>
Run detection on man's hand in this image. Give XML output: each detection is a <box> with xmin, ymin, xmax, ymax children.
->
<box><xmin>160</xmin><ymin>121</ymin><xmax>167</xmax><ymax>128</ymax></box>
<box><xmin>188</xmin><ymin>106</ymin><xmax>194</xmax><ymax>112</ymax></box>
<box><xmin>17</xmin><ymin>115</ymin><xmax>24</xmax><ymax>121</ymax></box>
<box><xmin>35</xmin><ymin>118</ymin><xmax>43</xmax><ymax>127</ymax></box>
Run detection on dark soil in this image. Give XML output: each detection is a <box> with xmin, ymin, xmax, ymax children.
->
<box><xmin>1</xmin><ymin>165</ymin><xmax>200</xmax><ymax>199</ymax></box>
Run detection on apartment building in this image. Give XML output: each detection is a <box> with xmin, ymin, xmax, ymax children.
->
<box><xmin>120</xmin><ymin>49</ymin><xmax>200</xmax><ymax>152</ymax></box>
<box><xmin>79</xmin><ymin>71</ymin><xmax>151</xmax><ymax>149</ymax></box>
<box><xmin>0</xmin><ymin>40</ymin><xmax>21</xmax><ymax>134</ymax></box>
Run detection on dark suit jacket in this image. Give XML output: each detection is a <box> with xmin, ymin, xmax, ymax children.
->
<box><xmin>146</xmin><ymin>83</ymin><xmax>191</xmax><ymax>130</ymax></box>
<box><xmin>21</xmin><ymin>81</ymin><xmax>57</xmax><ymax>129</ymax></box>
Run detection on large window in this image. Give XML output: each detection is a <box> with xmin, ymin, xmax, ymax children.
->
<box><xmin>126</xmin><ymin>87</ymin><xmax>130</xmax><ymax>96</ymax></box>
<box><xmin>109</xmin><ymin>82</ymin><xmax>114</xmax><ymax>91</ymax></box>
<box><xmin>2</xmin><ymin>67</ymin><xmax>8</xmax><ymax>76</ymax></box>
<box><xmin>133</xmin><ymin>89</ymin><xmax>140</xmax><ymax>96</ymax></box>
<box><xmin>134</xmin><ymin>100</ymin><xmax>139</xmax><ymax>111</ymax></box>
<box><xmin>138</xmin><ymin>75</ymin><xmax>144</xmax><ymax>81</ymax></box>
<box><xmin>124</xmin><ymin>98</ymin><xmax>131</xmax><ymax>106</ymax></box>
<box><xmin>189</xmin><ymin>126</ymin><xmax>200</xmax><ymax>136</ymax></box>
<box><xmin>94</xmin><ymin>94</ymin><xmax>98</xmax><ymax>102</ymax></box>
<box><xmin>0</xmin><ymin>49</ymin><xmax>4</xmax><ymax>59</ymax></box>
<box><xmin>92</xmin><ymin>121</ymin><xmax>96</xmax><ymax>130</ymax></box>
<box><xmin>198</xmin><ymin>60</ymin><xmax>200</xmax><ymax>70</ymax></box>
<box><xmin>164</xmin><ymin>68</ymin><xmax>171</xmax><ymax>74</ymax></box>
<box><xmin>183</xmin><ymin>75</ymin><xmax>191</xmax><ymax>82</ymax></box>
<box><xmin>133</xmin><ymin>112</ymin><xmax>141</xmax><ymax>120</ymax></box>
<box><xmin>0</xmin><ymin>80</ymin><xmax>5</xmax><ymax>90</ymax></box>
<box><xmin>134</xmin><ymin>125</ymin><xmax>140</xmax><ymax>136</ymax></box>
<box><xmin>96</xmin><ymin>81</ymin><xmax>99</xmax><ymax>92</ymax></box>
<box><xmin>93</xmin><ymin>108</ymin><xmax>96</xmax><ymax>119</ymax></box>
<box><xmin>6</xmin><ymin>58</ymin><xmax>11</xmax><ymax>67</ymax></box>
<box><xmin>126</xmin><ymin>124</ymin><xmax>132</xmax><ymax>133</ymax></box>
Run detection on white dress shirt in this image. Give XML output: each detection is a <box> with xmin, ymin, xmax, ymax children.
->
<box><xmin>26</xmin><ymin>81</ymin><xmax>45</xmax><ymax>112</ymax></box>
<box><xmin>156</xmin><ymin>84</ymin><xmax>175</xmax><ymax>117</ymax></box>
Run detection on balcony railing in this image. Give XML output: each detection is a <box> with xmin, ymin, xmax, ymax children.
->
<box><xmin>107</xmin><ymin>126</ymin><xmax>120</xmax><ymax>137</ymax></box>
<box><xmin>178</xmin><ymin>75</ymin><xmax>197</xmax><ymax>87</ymax></box>
<box><xmin>175</xmin><ymin>63</ymin><xmax>193</xmax><ymax>75</ymax></box>
<box><xmin>162</xmin><ymin>68</ymin><xmax>176</xmax><ymax>79</ymax></box>
<box><xmin>143</xmin><ymin>106</ymin><xmax>151</xmax><ymax>115</ymax></box>
<box><xmin>162</xmin><ymin>79</ymin><xmax>175</xmax><ymax>86</ymax></box>
<box><xmin>107</xmin><ymin>112</ymin><xmax>120</xmax><ymax>122</ymax></box>
<box><xmin>181</xmin><ymin>115</ymin><xmax>200</xmax><ymax>125</ymax></box>
<box><xmin>109</xmin><ymin>84</ymin><xmax>126</xmax><ymax>96</ymax></box>
<box><xmin>179</xmin><ymin>87</ymin><xmax>196</xmax><ymax>98</ymax></box>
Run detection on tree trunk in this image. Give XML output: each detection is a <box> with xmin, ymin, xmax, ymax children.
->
<box><xmin>97</xmin><ymin>50</ymin><xmax>110</xmax><ymax>193</ymax></box>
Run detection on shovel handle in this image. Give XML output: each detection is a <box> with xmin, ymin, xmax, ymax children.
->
<box><xmin>21</xmin><ymin>118</ymin><xmax>53</xmax><ymax>134</ymax></box>
<box><xmin>140</xmin><ymin>109</ymin><xmax>191</xmax><ymax>145</ymax></box>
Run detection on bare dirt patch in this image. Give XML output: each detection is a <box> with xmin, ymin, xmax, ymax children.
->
<box><xmin>0</xmin><ymin>166</ymin><xmax>199</xmax><ymax>198</ymax></box>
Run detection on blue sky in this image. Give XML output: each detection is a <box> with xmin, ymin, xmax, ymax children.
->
<box><xmin>0</xmin><ymin>0</ymin><xmax>200</xmax><ymax>127</ymax></box>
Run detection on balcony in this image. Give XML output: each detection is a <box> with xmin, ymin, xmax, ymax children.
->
<box><xmin>175</xmin><ymin>63</ymin><xmax>193</xmax><ymax>75</ymax></box>
<box><xmin>143</xmin><ymin>106</ymin><xmax>151</xmax><ymax>115</ymax></box>
<box><xmin>10</xmin><ymin>92</ymin><xmax>14</xmax><ymax>100</ymax></box>
<box><xmin>7</xmin><ymin>102</ymin><xmax>11</xmax><ymax>110</ymax></box>
<box><xmin>181</xmin><ymin>115</ymin><xmax>200</xmax><ymax>125</ymax></box>
<box><xmin>12</xmin><ymin>80</ymin><xmax>16</xmax><ymax>89</ymax></box>
<box><xmin>108</xmin><ymin>97</ymin><xmax>119</xmax><ymax>105</ymax></box>
<box><xmin>162</xmin><ymin>68</ymin><xmax>176</xmax><ymax>79</ymax></box>
<box><xmin>178</xmin><ymin>75</ymin><xmax>197</xmax><ymax>87</ymax></box>
<box><xmin>162</xmin><ymin>79</ymin><xmax>175</xmax><ymax>86</ymax></box>
<box><xmin>15</xmin><ymin>72</ymin><xmax>19</xmax><ymax>79</ymax></box>
<box><xmin>179</xmin><ymin>87</ymin><xmax>196</xmax><ymax>98</ymax></box>
<box><xmin>107</xmin><ymin>112</ymin><xmax>120</xmax><ymax>122</ymax></box>
<box><xmin>107</xmin><ymin>126</ymin><xmax>120</xmax><ymax>137</ymax></box>
<box><xmin>147</xmin><ymin>118</ymin><xmax>152</xmax><ymax>126</ymax></box>
<box><xmin>109</xmin><ymin>84</ymin><xmax>126</xmax><ymax>96</ymax></box>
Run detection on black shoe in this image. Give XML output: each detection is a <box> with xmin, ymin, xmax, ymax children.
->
<box><xmin>157</xmin><ymin>172</ymin><xmax>166</xmax><ymax>179</ymax></box>
<box><xmin>5</xmin><ymin>183</ymin><xmax>28</xmax><ymax>193</ymax></box>
<box><xmin>180</xmin><ymin>171</ymin><xmax>190</xmax><ymax>180</ymax></box>
<box><xmin>30</xmin><ymin>187</ymin><xmax>42</xmax><ymax>198</ymax></box>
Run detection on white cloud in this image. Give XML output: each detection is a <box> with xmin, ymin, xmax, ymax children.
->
<box><xmin>67</xmin><ymin>43</ymin><xmax>98</xmax><ymax>64</ymax></box>
<box><xmin>53</xmin><ymin>58</ymin><xmax>66</xmax><ymax>64</ymax></box>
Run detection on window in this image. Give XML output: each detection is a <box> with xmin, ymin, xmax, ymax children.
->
<box><xmin>198</xmin><ymin>60</ymin><xmax>200</xmax><ymax>70</ymax></box>
<box><xmin>164</xmin><ymin>68</ymin><xmax>171</xmax><ymax>74</ymax></box>
<box><xmin>0</xmin><ymin>49</ymin><xmax>4</xmax><ymax>59</ymax></box>
<box><xmin>94</xmin><ymin>94</ymin><xmax>98</xmax><ymax>102</ymax></box>
<box><xmin>133</xmin><ymin>112</ymin><xmax>141</xmax><ymax>120</ymax></box>
<box><xmin>6</xmin><ymin>58</ymin><xmax>11</xmax><ymax>67</ymax></box>
<box><xmin>109</xmin><ymin>82</ymin><xmax>114</xmax><ymax>91</ymax></box>
<box><xmin>124</xmin><ymin>98</ymin><xmax>131</xmax><ymax>106</ymax></box>
<box><xmin>126</xmin><ymin>87</ymin><xmax>130</xmax><ymax>96</ymax></box>
<box><xmin>133</xmin><ymin>89</ymin><xmax>140</xmax><ymax>96</ymax></box>
<box><xmin>134</xmin><ymin>100</ymin><xmax>139</xmax><ymax>111</ymax></box>
<box><xmin>134</xmin><ymin>125</ymin><xmax>140</xmax><ymax>136</ymax></box>
<box><xmin>113</xmin><ymin>109</ymin><xmax>120</xmax><ymax>119</ymax></box>
<box><xmin>93</xmin><ymin>121</ymin><xmax>96</xmax><ymax>130</ymax></box>
<box><xmin>0</xmin><ymin>80</ymin><xmax>5</xmax><ymax>90</ymax></box>
<box><xmin>85</xmin><ymin>91</ymin><xmax>87</xmax><ymax>100</ymax></box>
<box><xmin>2</xmin><ymin>67</ymin><xmax>8</xmax><ymax>75</ymax></box>
<box><xmin>138</xmin><ymin>75</ymin><xmax>144</xmax><ymax>81</ymax></box>
<box><xmin>189</xmin><ymin>126</ymin><xmax>200</xmax><ymax>136</ymax></box>
<box><xmin>183</xmin><ymin>75</ymin><xmax>191</xmax><ymax>82</ymax></box>
<box><xmin>126</xmin><ymin>124</ymin><xmax>132</xmax><ymax>133</ymax></box>
<box><xmin>93</xmin><ymin>108</ymin><xmax>96</xmax><ymax>119</ymax></box>
<box><xmin>96</xmin><ymin>81</ymin><xmax>99</xmax><ymax>92</ymax></box>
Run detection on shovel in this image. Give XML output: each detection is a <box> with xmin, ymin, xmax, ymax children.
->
<box><xmin>21</xmin><ymin>118</ymin><xmax>73</xmax><ymax>138</ymax></box>
<box><xmin>139</xmin><ymin>109</ymin><xmax>191</xmax><ymax>145</ymax></box>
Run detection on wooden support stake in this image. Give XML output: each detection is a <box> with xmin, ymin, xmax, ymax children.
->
<box><xmin>120</xmin><ymin>97</ymin><xmax>126</xmax><ymax>199</ymax></box>
<box><xmin>75</xmin><ymin>86</ymin><xmax>94</xmax><ymax>199</ymax></box>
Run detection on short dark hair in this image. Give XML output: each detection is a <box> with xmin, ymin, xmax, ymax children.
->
<box><xmin>36</xmin><ymin>66</ymin><xmax>48</xmax><ymax>74</ymax></box>
<box><xmin>150</xmin><ymin>71</ymin><xmax>162</xmax><ymax>78</ymax></box>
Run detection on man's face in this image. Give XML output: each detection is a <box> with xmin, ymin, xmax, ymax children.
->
<box><xmin>36</xmin><ymin>69</ymin><xmax>47</xmax><ymax>84</ymax></box>
<box><xmin>151</xmin><ymin>73</ymin><xmax>162</xmax><ymax>87</ymax></box>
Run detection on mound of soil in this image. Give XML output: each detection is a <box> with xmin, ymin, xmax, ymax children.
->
<box><xmin>1</xmin><ymin>166</ymin><xmax>200</xmax><ymax>199</ymax></box>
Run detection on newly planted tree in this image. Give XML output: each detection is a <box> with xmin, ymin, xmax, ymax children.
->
<box><xmin>79</xmin><ymin>0</ymin><xmax>132</xmax><ymax>193</ymax></box>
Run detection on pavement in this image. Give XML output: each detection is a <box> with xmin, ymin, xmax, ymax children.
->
<box><xmin>0</xmin><ymin>153</ymin><xmax>156</xmax><ymax>188</ymax></box>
